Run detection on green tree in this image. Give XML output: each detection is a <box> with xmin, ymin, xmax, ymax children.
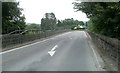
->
<box><xmin>2</xmin><ymin>2</ymin><xmax>26</xmax><ymax>34</ymax></box>
<box><xmin>57</xmin><ymin>18</ymin><xmax>84</xmax><ymax>29</ymax></box>
<box><xmin>73</xmin><ymin>2</ymin><xmax>120</xmax><ymax>39</ymax></box>
<box><xmin>73</xmin><ymin>20</ymin><xmax>84</xmax><ymax>25</ymax></box>
<box><xmin>57</xmin><ymin>20</ymin><xmax>62</xmax><ymax>27</ymax></box>
<box><xmin>41</xmin><ymin>13</ymin><xmax>57</xmax><ymax>30</ymax></box>
<box><xmin>25</xmin><ymin>24</ymin><xmax>41</xmax><ymax>30</ymax></box>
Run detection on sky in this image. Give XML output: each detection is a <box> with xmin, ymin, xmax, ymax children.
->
<box><xmin>19</xmin><ymin>0</ymin><xmax>89</xmax><ymax>24</ymax></box>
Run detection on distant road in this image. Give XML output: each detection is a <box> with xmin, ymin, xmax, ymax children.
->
<box><xmin>2</xmin><ymin>31</ymin><xmax>105</xmax><ymax>71</ymax></box>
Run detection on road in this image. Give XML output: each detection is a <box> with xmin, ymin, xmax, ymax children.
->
<box><xmin>1</xmin><ymin>31</ymin><xmax>105</xmax><ymax>71</ymax></box>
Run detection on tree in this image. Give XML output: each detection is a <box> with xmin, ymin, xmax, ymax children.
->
<box><xmin>73</xmin><ymin>20</ymin><xmax>84</xmax><ymax>26</ymax></box>
<box><xmin>73</xmin><ymin>2</ymin><xmax>120</xmax><ymax>39</ymax></box>
<box><xmin>41</xmin><ymin>13</ymin><xmax>57</xmax><ymax>30</ymax></box>
<box><xmin>2</xmin><ymin>2</ymin><xmax>26</xmax><ymax>34</ymax></box>
<box><xmin>57</xmin><ymin>20</ymin><xmax>62</xmax><ymax>27</ymax></box>
<box><xmin>56</xmin><ymin>18</ymin><xmax>84</xmax><ymax>29</ymax></box>
<box><xmin>25</xmin><ymin>24</ymin><xmax>41</xmax><ymax>30</ymax></box>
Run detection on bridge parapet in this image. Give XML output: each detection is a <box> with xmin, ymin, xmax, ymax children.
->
<box><xmin>86</xmin><ymin>30</ymin><xmax>120</xmax><ymax>71</ymax></box>
<box><xmin>1</xmin><ymin>29</ymin><xmax>70</xmax><ymax>51</ymax></box>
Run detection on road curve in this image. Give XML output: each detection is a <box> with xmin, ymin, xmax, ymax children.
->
<box><xmin>2</xmin><ymin>31</ymin><xmax>104</xmax><ymax>71</ymax></box>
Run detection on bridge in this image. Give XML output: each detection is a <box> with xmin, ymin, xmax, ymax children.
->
<box><xmin>0</xmin><ymin>30</ymin><xmax>119</xmax><ymax>72</ymax></box>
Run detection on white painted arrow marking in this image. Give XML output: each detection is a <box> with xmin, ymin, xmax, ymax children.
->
<box><xmin>48</xmin><ymin>51</ymin><xmax>56</xmax><ymax>56</ymax></box>
<box><xmin>48</xmin><ymin>45</ymin><xmax>58</xmax><ymax>56</ymax></box>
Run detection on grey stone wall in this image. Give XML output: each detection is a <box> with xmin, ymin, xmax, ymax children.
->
<box><xmin>1</xmin><ymin>30</ymin><xmax>70</xmax><ymax>51</ymax></box>
<box><xmin>86</xmin><ymin>30</ymin><xmax>120</xmax><ymax>71</ymax></box>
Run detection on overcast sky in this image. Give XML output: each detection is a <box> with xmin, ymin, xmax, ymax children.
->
<box><xmin>19</xmin><ymin>0</ymin><xmax>89</xmax><ymax>24</ymax></box>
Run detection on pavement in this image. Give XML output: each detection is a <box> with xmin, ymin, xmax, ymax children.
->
<box><xmin>1</xmin><ymin>31</ymin><xmax>106</xmax><ymax>71</ymax></box>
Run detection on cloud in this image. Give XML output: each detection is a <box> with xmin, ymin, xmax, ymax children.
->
<box><xmin>19</xmin><ymin>0</ymin><xmax>89</xmax><ymax>24</ymax></box>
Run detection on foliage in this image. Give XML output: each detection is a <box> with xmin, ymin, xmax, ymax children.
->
<box><xmin>41</xmin><ymin>13</ymin><xmax>57</xmax><ymax>30</ymax></box>
<box><xmin>57</xmin><ymin>18</ymin><xmax>85</xmax><ymax>29</ymax></box>
<box><xmin>73</xmin><ymin>2</ymin><xmax>120</xmax><ymax>39</ymax></box>
<box><xmin>25</xmin><ymin>24</ymin><xmax>41</xmax><ymax>30</ymax></box>
<box><xmin>2</xmin><ymin>2</ymin><xmax>26</xmax><ymax>34</ymax></box>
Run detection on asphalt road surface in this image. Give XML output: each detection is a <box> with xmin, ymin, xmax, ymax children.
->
<box><xmin>1</xmin><ymin>31</ymin><xmax>105</xmax><ymax>71</ymax></box>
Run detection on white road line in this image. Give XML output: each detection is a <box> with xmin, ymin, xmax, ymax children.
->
<box><xmin>84</xmin><ymin>31</ymin><xmax>101</xmax><ymax>69</ymax></box>
<box><xmin>0</xmin><ymin>32</ymin><xmax>72</xmax><ymax>54</ymax></box>
<box><xmin>87</xmin><ymin>33</ymin><xmax>92</xmax><ymax>39</ymax></box>
<box><xmin>84</xmin><ymin>31</ymin><xmax>92</xmax><ymax>39</ymax></box>
<box><xmin>84</xmin><ymin>31</ymin><xmax>88</xmax><ymax>38</ymax></box>
<box><xmin>91</xmin><ymin>46</ymin><xmax>101</xmax><ymax>68</ymax></box>
<box><xmin>1</xmin><ymin>39</ymin><xmax>49</xmax><ymax>54</ymax></box>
